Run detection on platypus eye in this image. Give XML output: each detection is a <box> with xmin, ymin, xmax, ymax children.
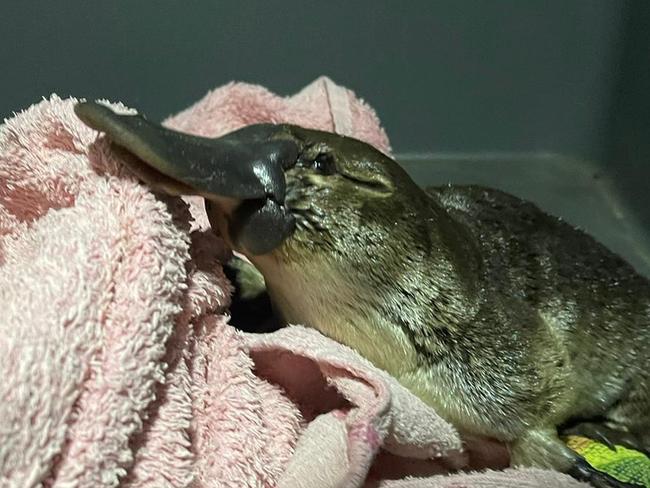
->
<box><xmin>312</xmin><ymin>152</ymin><xmax>336</xmax><ymax>175</ymax></box>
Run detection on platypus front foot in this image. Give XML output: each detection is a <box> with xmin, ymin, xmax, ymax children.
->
<box><xmin>568</xmin><ymin>457</ymin><xmax>643</xmax><ymax>488</ymax></box>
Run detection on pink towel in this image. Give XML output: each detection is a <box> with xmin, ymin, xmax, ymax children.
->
<box><xmin>0</xmin><ymin>78</ymin><xmax>588</xmax><ymax>488</ymax></box>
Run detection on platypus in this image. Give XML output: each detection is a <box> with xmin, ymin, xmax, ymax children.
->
<box><xmin>75</xmin><ymin>101</ymin><xmax>650</xmax><ymax>488</ymax></box>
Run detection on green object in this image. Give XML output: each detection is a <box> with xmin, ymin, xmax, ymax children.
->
<box><xmin>566</xmin><ymin>435</ymin><xmax>650</xmax><ymax>487</ymax></box>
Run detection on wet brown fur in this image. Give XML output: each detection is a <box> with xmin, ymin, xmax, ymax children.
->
<box><xmin>232</xmin><ymin>128</ymin><xmax>650</xmax><ymax>479</ymax></box>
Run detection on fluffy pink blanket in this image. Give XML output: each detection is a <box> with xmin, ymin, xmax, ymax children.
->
<box><xmin>0</xmin><ymin>77</ymin><xmax>587</xmax><ymax>487</ymax></box>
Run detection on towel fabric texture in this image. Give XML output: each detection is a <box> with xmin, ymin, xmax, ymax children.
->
<box><xmin>1</xmin><ymin>77</ymin><xmax>590</xmax><ymax>487</ymax></box>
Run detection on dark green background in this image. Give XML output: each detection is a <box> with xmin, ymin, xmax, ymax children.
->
<box><xmin>1</xmin><ymin>1</ymin><xmax>648</xmax><ymax>229</ymax></box>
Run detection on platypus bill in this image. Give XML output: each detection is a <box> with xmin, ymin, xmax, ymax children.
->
<box><xmin>75</xmin><ymin>102</ymin><xmax>649</xmax><ymax>488</ymax></box>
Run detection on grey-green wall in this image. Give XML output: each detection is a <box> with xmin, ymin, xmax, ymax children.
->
<box><xmin>605</xmin><ymin>1</ymin><xmax>650</xmax><ymax>231</ymax></box>
<box><xmin>1</xmin><ymin>1</ymin><xmax>648</xmax><ymax>223</ymax></box>
<box><xmin>0</xmin><ymin>1</ymin><xmax>627</xmax><ymax>156</ymax></box>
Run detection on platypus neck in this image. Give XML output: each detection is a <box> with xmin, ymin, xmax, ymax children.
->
<box><xmin>428</xmin><ymin>202</ymin><xmax>483</xmax><ymax>301</ymax></box>
<box><xmin>252</xmin><ymin>197</ymin><xmax>483</xmax><ymax>341</ymax></box>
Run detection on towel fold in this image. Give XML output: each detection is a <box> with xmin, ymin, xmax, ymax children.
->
<box><xmin>0</xmin><ymin>78</ymin><xmax>588</xmax><ymax>488</ymax></box>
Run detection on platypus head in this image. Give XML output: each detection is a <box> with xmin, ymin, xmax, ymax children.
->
<box><xmin>74</xmin><ymin>101</ymin><xmax>433</xmax><ymax>263</ymax></box>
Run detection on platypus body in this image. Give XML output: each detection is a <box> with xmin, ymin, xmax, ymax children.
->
<box><xmin>75</xmin><ymin>102</ymin><xmax>650</xmax><ymax>488</ymax></box>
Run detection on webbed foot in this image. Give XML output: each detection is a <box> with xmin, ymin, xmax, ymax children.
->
<box><xmin>568</xmin><ymin>457</ymin><xmax>644</xmax><ymax>488</ymax></box>
<box><xmin>223</xmin><ymin>256</ymin><xmax>280</xmax><ymax>333</ymax></box>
